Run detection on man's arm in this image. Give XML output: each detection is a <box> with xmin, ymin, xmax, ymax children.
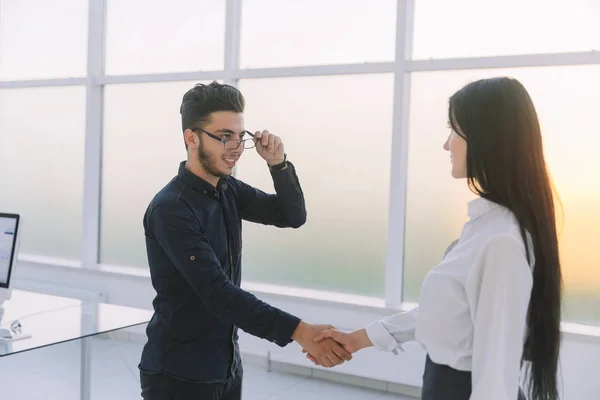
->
<box><xmin>237</xmin><ymin>130</ymin><xmax>306</xmax><ymax>227</ymax></box>
<box><xmin>149</xmin><ymin>201</ymin><xmax>348</xmax><ymax>366</ymax></box>
<box><xmin>236</xmin><ymin>161</ymin><xmax>306</xmax><ymax>228</ymax></box>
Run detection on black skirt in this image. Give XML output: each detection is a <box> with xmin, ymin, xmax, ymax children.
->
<box><xmin>421</xmin><ymin>355</ymin><xmax>526</xmax><ymax>400</ymax></box>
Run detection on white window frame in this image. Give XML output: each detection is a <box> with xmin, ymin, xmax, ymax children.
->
<box><xmin>2</xmin><ymin>0</ymin><xmax>600</xmax><ymax>338</ymax></box>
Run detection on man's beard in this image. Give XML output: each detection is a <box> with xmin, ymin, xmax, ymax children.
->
<box><xmin>197</xmin><ymin>142</ymin><xmax>228</xmax><ymax>178</ymax></box>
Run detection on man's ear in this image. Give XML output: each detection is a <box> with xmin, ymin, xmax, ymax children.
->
<box><xmin>184</xmin><ymin>129</ymin><xmax>197</xmax><ymax>147</ymax></box>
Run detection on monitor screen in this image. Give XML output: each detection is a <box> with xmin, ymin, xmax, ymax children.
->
<box><xmin>0</xmin><ymin>213</ymin><xmax>19</xmax><ymax>288</ymax></box>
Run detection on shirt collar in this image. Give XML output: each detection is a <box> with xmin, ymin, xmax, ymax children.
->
<box><xmin>467</xmin><ymin>196</ymin><xmax>501</xmax><ymax>219</ymax></box>
<box><xmin>177</xmin><ymin>161</ymin><xmax>228</xmax><ymax>199</ymax></box>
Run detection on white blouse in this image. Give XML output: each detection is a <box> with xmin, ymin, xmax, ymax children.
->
<box><xmin>365</xmin><ymin>197</ymin><xmax>533</xmax><ymax>400</ymax></box>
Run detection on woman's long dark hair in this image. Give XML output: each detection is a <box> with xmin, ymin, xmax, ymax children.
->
<box><xmin>449</xmin><ymin>77</ymin><xmax>562</xmax><ymax>400</ymax></box>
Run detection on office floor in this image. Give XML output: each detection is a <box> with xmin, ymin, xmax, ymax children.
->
<box><xmin>0</xmin><ymin>336</ymin><xmax>415</xmax><ymax>400</ymax></box>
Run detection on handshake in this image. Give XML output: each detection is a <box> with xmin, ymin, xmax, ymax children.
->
<box><xmin>291</xmin><ymin>321</ymin><xmax>372</xmax><ymax>368</ymax></box>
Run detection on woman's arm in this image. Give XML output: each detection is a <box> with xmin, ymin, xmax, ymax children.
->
<box><xmin>467</xmin><ymin>236</ymin><xmax>533</xmax><ymax>400</ymax></box>
<box><xmin>307</xmin><ymin>307</ymin><xmax>419</xmax><ymax>365</ymax></box>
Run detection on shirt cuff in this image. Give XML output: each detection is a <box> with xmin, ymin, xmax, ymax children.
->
<box><xmin>269</xmin><ymin>161</ymin><xmax>298</xmax><ymax>184</ymax></box>
<box><xmin>365</xmin><ymin>320</ymin><xmax>404</xmax><ymax>354</ymax></box>
<box><xmin>269</xmin><ymin>310</ymin><xmax>301</xmax><ymax>347</ymax></box>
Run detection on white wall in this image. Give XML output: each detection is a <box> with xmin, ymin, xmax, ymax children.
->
<box><xmin>12</xmin><ymin>260</ymin><xmax>600</xmax><ymax>400</ymax></box>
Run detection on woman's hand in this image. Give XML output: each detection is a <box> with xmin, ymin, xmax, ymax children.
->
<box><xmin>304</xmin><ymin>328</ymin><xmax>373</xmax><ymax>366</ymax></box>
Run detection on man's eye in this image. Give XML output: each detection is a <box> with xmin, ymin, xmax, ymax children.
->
<box><xmin>222</xmin><ymin>134</ymin><xmax>231</xmax><ymax>139</ymax></box>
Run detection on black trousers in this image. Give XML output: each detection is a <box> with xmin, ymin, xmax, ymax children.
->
<box><xmin>422</xmin><ymin>355</ymin><xmax>526</xmax><ymax>400</ymax></box>
<box><xmin>140</xmin><ymin>369</ymin><xmax>243</xmax><ymax>400</ymax></box>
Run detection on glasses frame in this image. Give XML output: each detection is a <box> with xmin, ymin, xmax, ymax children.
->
<box><xmin>193</xmin><ymin>128</ymin><xmax>256</xmax><ymax>150</ymax></box>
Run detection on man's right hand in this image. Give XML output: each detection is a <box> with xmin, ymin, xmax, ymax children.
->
<box><xmin>303</xmin><ymin>327</ymin><xmax>373</xmax><ymax>366</ymax></box>
<box><xmin>291</xmin><ymin>321</ymin><xmax>352</xmax><ymax>368</ymax></box>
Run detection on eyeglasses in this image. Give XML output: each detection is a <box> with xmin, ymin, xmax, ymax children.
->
<box><xmin>193</xmin><ymin>128</ymin><xmax>256</xmax><ymax>150</ymax></box>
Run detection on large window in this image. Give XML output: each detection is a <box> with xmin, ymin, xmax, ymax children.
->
<box><xmin>1</xmin><ymin>0</ymin><xmax>599</xmax><ymax>327</ymax></box>
<box><xmin>240</xmin><ymin>0</ymin><xmax>397</xmax><ymax>68</ymax></box>
<box><xmin>0</xmin><ymin>87</ymin><xmax>86</xmax><ymax>259</ymax></box>
<box><xmin>0</xmin><ymin>0</ymin><xmax>88</xmax><ymax>80</ymax></box>
<box><xmin>105</xmin><ymin>0</ymin><xmax>225</xmax><ymax>75</ymax></box>
<box><xmin>237</xmin><ymin>74</ymin><xmax>394</xmax><ymax>297</ymax></box>
<box><xmin>412</xmin><ymin>0</ymin><xmax>600</xmax><ymax>59</ymax></box>
<box><xmin>404</xmin><ymin>65</ymin><xmax>600</xmax><ymax>324</ymax></box>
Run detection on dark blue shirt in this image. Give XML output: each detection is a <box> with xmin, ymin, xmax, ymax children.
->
<box><xmin>139</xmin><ymin>160</ymin><xmax>306</xmax><ymax>383</ymax></box>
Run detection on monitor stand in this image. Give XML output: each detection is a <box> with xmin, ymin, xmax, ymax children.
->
<box><xmin>0</xmin><ymin>287</ymin><xmax>11</xmax><ymax>303</ymax></box>
<box><xmin>0</xmin><ymin>293</ymin><xmax>32</xmax><ymax>342</ymax></box>
<box><xmin>0</xmin><ymin>328</ymin><xmax>32</xmax><ymax>342</ymax></box>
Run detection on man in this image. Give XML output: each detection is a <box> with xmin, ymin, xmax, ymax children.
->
<box><xmin>139</xmin><ymin>81</ymin><xmax>351</xmax><ymax>400</ymax></box>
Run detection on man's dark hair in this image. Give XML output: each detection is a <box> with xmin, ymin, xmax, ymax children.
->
<box><xmin>179</xmin><ymin>81</ymin><xmax>245</xmax><ymax>149</ymax></box>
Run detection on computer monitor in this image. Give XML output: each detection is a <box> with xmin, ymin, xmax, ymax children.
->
<box><xmin>0</xmin><ymin>213</ymin><xmax>19</xmax><ymax>303</ymax></box>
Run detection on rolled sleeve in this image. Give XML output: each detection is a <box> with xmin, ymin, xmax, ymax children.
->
<box><xmin>365</xmin><ymin>320</ymin><xmax>403</xmax><ymax>353</ymax></box>
<box><xmin>365</xmin><ymin>307</ymin><xmax>419</xmax><ymax>354</ymax></box>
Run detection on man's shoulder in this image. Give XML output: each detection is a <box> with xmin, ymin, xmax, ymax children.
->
<box><xmin>151</xmin><ymin>175</ymin><xmax>181</xmax><ymax>199</ymax></box>
<box><xmin>147</xmin><ymin>177</ymin><xmax>223</xmax><ymax>220</ymax></box>
<box><xmin>145</xmin><ymin>177</ymin><xmax>187</xmax><ymax>216</ymax></box>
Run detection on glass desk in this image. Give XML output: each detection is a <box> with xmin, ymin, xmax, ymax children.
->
<box><xmin>0</xmin><ymin>290</ymin><xmax>152</xmax><ymax>400</ymax></box>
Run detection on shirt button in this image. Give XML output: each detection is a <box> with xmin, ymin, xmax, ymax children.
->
<box><xmin>190</xmin><ymin>256</ymin><xmax>195</xmax><ymax>260</ymax></box>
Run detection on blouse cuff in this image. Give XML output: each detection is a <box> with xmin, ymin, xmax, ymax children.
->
<box><xmin>365</xmin><ymin>320</ymin><xmax>404</xmax><ymax>354</ymax></box>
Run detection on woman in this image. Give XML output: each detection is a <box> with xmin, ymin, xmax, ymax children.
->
<box><xmin>310</xmin><ymin>77</ymin><xmax>562</xmax><ymax>400</ymax></box>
